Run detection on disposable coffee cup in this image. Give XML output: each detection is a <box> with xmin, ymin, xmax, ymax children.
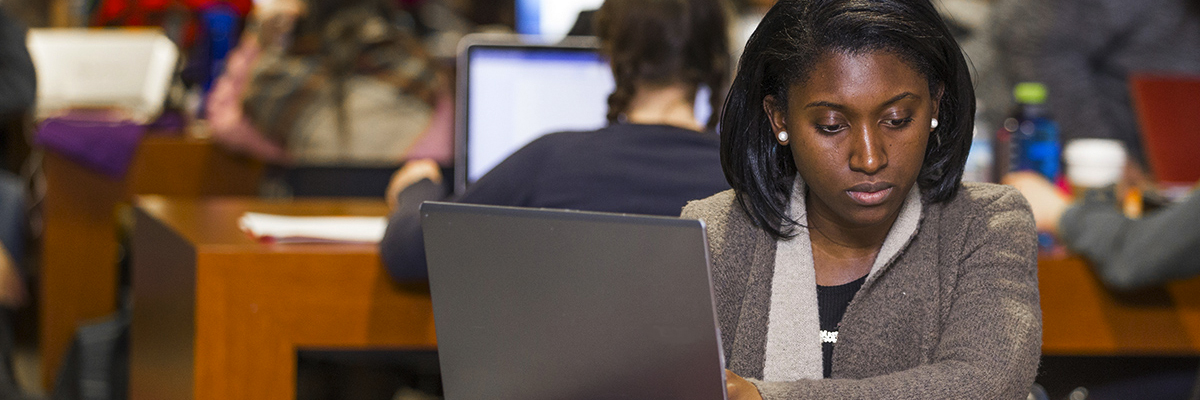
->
<box><xmin>1063</xmin><ymin>139</ymin><xmax>1127</xmax><ymax>193</ymax></box>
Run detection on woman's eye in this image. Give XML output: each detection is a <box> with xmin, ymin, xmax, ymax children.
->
<box><xmin>816</xmin><ymin>124</ymin><xmax>845</xmax><ymax>133</ymax></box>
<box><xmin>883</xmin><ymin>118</ymin><xmax>914</xmax><ymax>128</ymax></box>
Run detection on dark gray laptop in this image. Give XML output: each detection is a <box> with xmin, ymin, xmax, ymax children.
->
<box><xmin>421</xmin><ymin>201</ymin><xmax>728</xmax><ymax>400</ymax></box>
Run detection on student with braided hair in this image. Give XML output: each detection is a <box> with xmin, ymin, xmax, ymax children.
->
<box><xmin>379</xmin><ymin>0</ymin><xmax>733</xmax><ymax>281</ymax></box>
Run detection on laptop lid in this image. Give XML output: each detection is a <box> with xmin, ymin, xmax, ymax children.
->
<box><xmin>453</xmin><ymin>34</ymin><xmax>614</xmax><ymax>195</ymax></box>
<box><xmin>421</xmin><ymin>201</ymin><xmax>727</xmax><ymax>400</ymax></box>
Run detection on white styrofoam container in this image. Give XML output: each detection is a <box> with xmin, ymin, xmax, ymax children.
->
<box><xmin>26</xmin><ymin>29</ymin><xmax>179</xmax><ymax>123</ymax></box>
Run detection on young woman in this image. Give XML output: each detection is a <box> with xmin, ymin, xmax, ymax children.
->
<box><xmin>210</xmin><ymin>0</ymin><xmax>452</xmax><ymax>166</ymax></box>
<box><xmin>681</xmin><ymin>0</ymin><xmax>1041</xmax><ymax>398</ymax></box>
<box><xmin>380</xmin><ymin>0</ymin><xmax>733</xmax><ymax>281</ymax></box>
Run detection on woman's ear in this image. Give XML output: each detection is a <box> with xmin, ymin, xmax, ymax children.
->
<box><xmin>763</xmin><ymin>95</ymin><xmax>788</xmax><ymax>144</ymax></box>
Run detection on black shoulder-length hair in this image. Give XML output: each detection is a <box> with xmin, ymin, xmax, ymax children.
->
<box><xmin>720</xmin><ymin>0</ymin><xmax>975</xmax><ymax>238</ymax></box>
<box><xmin>596</xmin><ymin>0</ymin><xmax>731</xmax><ymax>129</ymax></box>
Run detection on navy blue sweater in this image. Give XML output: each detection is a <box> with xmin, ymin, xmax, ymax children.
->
<box><xmin>380</xmin><ymin>123</ymin><xmax>729</xmax><ymax>281</ymax></box>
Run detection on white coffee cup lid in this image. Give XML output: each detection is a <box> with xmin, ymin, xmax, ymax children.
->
<box><xmin>1064</xmin><ymin>139</ymin><xmax>1127</xmax><ymax>187</ymax></box>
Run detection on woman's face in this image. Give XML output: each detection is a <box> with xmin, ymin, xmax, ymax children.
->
<box><xmin>765</xmin><ymin>50</ymin><xmax>938</xmax><ymax>231</ymax></box>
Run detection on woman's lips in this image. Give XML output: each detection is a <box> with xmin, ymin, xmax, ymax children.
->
<box><xmin>846</xmin><ymin>183</ymin><xmax>894</xmax><ymax>206</ymax></box>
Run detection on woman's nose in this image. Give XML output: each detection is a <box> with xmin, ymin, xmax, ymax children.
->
<box><xmin>849</xmin><ymin>125</ymin><xmax>887</xmax><ymax>175</ymax></box>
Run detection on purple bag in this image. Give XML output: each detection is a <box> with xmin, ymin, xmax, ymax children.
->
<box><xmin>35</xmin><ymin>117</ymin><xmax>146</xmax><ymax>179</ymax></box>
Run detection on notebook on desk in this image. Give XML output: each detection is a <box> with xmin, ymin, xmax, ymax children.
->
<box><xmin>421</xmin><ymin>201</ymin><xmax>728</xmax><ymax>400</ymax></box>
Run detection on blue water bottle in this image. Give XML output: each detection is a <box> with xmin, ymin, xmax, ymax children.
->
<box><xmin>1005</xmin><ymin>82</ymin><xmax>1063</xmax><ymax>251</ymax></box>
<box><xmin>1006</xmin><ymin>82</ymin><xmax>1062</xmax><ymax>181</ymax></box>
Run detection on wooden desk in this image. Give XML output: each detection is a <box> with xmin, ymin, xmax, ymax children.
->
<box><xmin>122</xmin><ymin>196</ymin><xmax>1200</xmax><ymax>398</ymax></box>
<box><xmin>129</xmin><ymin>196</ymin><xmax>436</xmax><ymax>400</ymax></box>
<box><xmin>1040</xmin><ymin>255</ymin><xmax>1200</xmax><ymax>355</ymax></box>
<box><xmin>40</xmin><ymin>135</ymin><xmax>263</xmax><ymax>389</ymax></box>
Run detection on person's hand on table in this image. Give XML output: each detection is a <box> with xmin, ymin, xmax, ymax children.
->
<box><xmin>1003</xmin><ymin>171</ymin><xmax>1070</xmax><ymax>235</ymax></box>
<box><xmin>386</xmin><ymin>159</ymin><xmax>443</xmax><ymax>210</ymax></box>
<box><xmin>725</xmin><ymin>369</ymin><xmax>764</xmax><ymax>400</ymax></box>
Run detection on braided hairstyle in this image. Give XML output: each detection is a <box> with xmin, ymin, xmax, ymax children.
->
<box><xmin>595</xmin><ymin>0</ymin><xmax>732</xmax><ymax>129</ymax></box>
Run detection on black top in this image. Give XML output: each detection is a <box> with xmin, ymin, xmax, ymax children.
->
<box><xmin>380</xmin><ymin>123</ymin><xmax>730</xmax><ymax>281</ymax></box>
<box><xmin>818</xmin><ymin>274</ymin><xmax>867</xmax><ymax>378</ymax></box>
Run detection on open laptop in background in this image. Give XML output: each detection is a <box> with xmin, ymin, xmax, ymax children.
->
<box><xmin>1130</xmin><ymin>74</ymin><xmax>1200</xmax><ymax>199</ymax></box>
<box><xmin>453</xmin><ymin>34</ymin><xmax>614</xmax><ymax>195</ymax></box>
<box><xmin>421</xmin><ymin>201</ymin><xmax>728</xmax><ymax>400</ymax></box>
<box><xmin>452</xmin><ymin>34</ymin><xmax>713</xmax><ymax>195</ymax></box>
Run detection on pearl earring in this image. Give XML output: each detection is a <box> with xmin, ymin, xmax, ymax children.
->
<box><xmin>777</xmin><ymin>131</ymin><xmax>789</xmax><ymax>143</ymax></box>
<box><xmin>931</xmin><ymin>119</ymin><xmax>939</xmax><ymax>129</ymax></box>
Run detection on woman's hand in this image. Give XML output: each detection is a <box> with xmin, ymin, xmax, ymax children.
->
<box><xmin>726</xmin><ymin>370</ymin><xmax>764</xmax><ymax>400</ymax></box>
<box><xmin>386</xmin><ymin>159</ymin><xmax>443</xmax><ymax>210</ymax></box>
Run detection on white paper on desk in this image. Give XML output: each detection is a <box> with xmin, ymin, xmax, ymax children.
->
<box><xmin>238</xmin><ymin>212</ymin><xmax>388</xmax><ymax>244</ymax></box>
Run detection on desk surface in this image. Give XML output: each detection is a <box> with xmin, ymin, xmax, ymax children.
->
<box><xmin>130</xmin><ymin>196</ymin><xmax>435</xmax><ymax>400</ymax></box>
<box><xmin>1040</xmin><ymin>255</ymin><xmax>1200</xmax><ymax>355</ymax></box>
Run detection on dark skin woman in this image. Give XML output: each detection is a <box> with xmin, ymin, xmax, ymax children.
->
<box><xmin>685</xmin><ymin>0</ymin><xmax>1040</xmax><ymax>397</ymax></box>
<box><xmin>764</xmin><ymin>51</ymin><xmax>939</xmax><ymax>287</ymax></box>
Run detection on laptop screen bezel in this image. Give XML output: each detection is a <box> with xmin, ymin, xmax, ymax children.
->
<box><xmin>453</xmin><ymin>34</ymin><xmax>606</xmax><ymax>195</ymax></box>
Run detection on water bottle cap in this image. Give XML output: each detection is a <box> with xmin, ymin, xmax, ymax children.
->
<box><xmin>1014</xmin><ymin>82</ymin><xmax>1047</xmax><ymax>105</ymax></box>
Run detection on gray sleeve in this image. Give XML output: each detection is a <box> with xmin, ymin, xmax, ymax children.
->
<box><xmin>379</xmin><ymin>178</ymin><xmax>446</xmax><ymax>281</ymax></box>
<box><xmin>1059</xmin><ymin>188</ymin><xmax>1200</xmax><ymax>290</ymax></box>
<box><xmin>0</xmin><ymin>9</ymin><xmax>35</xmax><ymax>116</ymax></box>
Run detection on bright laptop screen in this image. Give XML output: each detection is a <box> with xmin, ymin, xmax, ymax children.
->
<box><xmin>463</xmin><ymin>45</ymin><xmax>615</xmax><ymax>186</ymax></box>
<box><xmin>457</xmin><ymin>39</ymin><xmax>714</xmax><ymax>193</ymax></box>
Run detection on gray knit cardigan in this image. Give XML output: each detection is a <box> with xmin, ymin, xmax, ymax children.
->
<box><xmin>681</xmin><ymin>182</ymin><xmax>1041</xmax><ymax>399</ymax></box>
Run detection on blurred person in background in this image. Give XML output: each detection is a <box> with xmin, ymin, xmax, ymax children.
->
<box><xmin>0</xmin><ymin>6</ymin><xmax>34</xmax><ymax>398</ymax></box>
<box><xmin>207</xmin><ymin>0</ymin><xmax>453</xmax><ymax>167</ymax></box>
<box><xmin>729</xmin><ymin>0</ymin><xmax>774</xmax><ymax>66</ymax></box>
<box><xmin>986</xmin><ymin>0</ymin><xmax>1200</xmax><ymax>166</ymax></box>
<box><xmin>203</xmin><ymin>0</ymin><xmax>302</xmax><ymax>164</ymax></box>
<box><xmin>1006</xmin><ymin>170</ymin><xmax>1200</xmax><ymax>291</ymax></box>
<box><xmin>0</xmin><ymin>6</ymin><xmax>31</xmax><ymax>316</ymax></box>
<box><xmin>380</xmin><ymin>0</ymin><xmax>733</xmax><ymax>281</ymax></box>
<box><xmin>987</xmin><ymin>2</ymin><xmax>1200</xmax><ymax>397</ymax></box>
<box><xmin>1006</xmin><ymin>169</ymin><xmax>1200</xmax><ymax>400</ymax></box>
<box><xmin>0</xmin><ymin>7</ymin><xmax>34</xmax><ymax>127</ymax></box>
